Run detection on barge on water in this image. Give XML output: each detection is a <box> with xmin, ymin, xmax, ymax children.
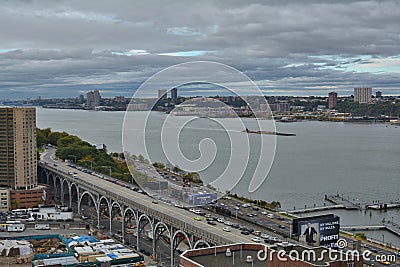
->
<box><xmin>244</xmin><ymin>128</ymin><xmax>296</xmax><ymax>136</ymax></box>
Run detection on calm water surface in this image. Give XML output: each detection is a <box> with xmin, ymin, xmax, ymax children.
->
<box><xmin>36</xmin><ymin>108</ymin><xmax>400</xmax><ymax>245</ymax></box>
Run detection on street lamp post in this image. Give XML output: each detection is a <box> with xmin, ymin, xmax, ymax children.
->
<box><xmin>382</xmin><ymin>234</ymin><xmax>385</xmax><ymax>244</ymax></box>
<box><xmin>100</xmin><ymin>166</ymin><xmax>112</xmax><ymax>177</ymax></box>
<box><xmin>232</xmin><ymin>208</ymin><xmax>238</xmax><ymax>242</ymax></box>
<box><xmin>68</xmin><ymin>155</ymin><xmax>77</xmax><ymax>164</ymax></box>
<box><xmin>81</xmin><ymin>160</ymin><xmax>93</xmax><ymax>169</ymax></box>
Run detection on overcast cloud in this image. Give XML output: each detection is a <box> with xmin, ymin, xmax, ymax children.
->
<box><xmin>1</xmin><ymin>0</ymin><xmax>399</xmax><ymax>99</ymax></box>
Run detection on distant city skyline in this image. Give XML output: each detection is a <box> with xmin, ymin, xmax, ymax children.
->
<box><xmin>0</xmin><ymin>86</ymin><xmax>395</xmax><ymax>102</ymax></box>
<box><xmin>0</xmin><ymin>0</ymin><xmax>400</xmax><ymax>99</ymax></box>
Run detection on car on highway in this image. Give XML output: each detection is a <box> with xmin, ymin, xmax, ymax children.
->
<box><xmin>369</xmin><ymin>248</ymin><xmax>378</xmax><ymax>253</ymax></box>
<box><xmin>194</xmin><ymin>216</ymin><xmax>202</xmax><ymax>221</ymax></box>
<box><xmin>278</xmin><ymin>224</ymin><xmax>286</xmax><ymax>229</ymax></box>
<box><xmin>267</xmin><ymin>213</ymin><xmax>275</xmax><ymax>219</ymax></box>
<box><xmin>265</xmin><ymin>236</ymin><xmax>280</xmax><ymax>244</ymax></box>
<box><xmin>260</xmin><ymin>233</ymin><xmax>269</xmax><ymax>239</ymax></box>
<box><xmin>241</xmin><ymin>230</ymin><xmax>250</xmax><ymax>235</ymax></box>
<box><xmin>152</xmin><ymin>199</ymin><xmax>158</xmax><ymax>204</ymax></box>
<box><xmin>207</xmin><ymin>221</ymin><xmax>217</xmax><ymax>225</ymax></box>
<box><xmin>243</xmin><ymin>227</ymin><xmax>254</xmax><ymax>233</ymax></box>
<box><xmin>251</xmin><ymin>237</ymin><xmax>261</xmax><ymax>243</ymax></box>
<box><xmin>217</xmin><ymin>218</ymin><xmax>224</xmax><ymax>223</ymax></box>
<box><xmin>377</xmin><ymin>260</ymin><xmax>391</xmax><ymax>265</ymax></box>
<box><xmin>231</xmin><ymin>223</ymin><xmax>240</xmax><ymax>229</ymax></box>
<box><xmin>223</xmin><ymin>227</ymin><xmax>231</xmax><ymax>232</ymax></box>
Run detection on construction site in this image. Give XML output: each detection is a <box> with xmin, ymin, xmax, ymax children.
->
<box><xmin>0</xmin><ymin>233</ymin><xmax>144</xmax><ymax>267</ymax></box>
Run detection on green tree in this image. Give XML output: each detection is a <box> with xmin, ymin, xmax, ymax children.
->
<box><xmin>57</xmin><ymin>135</ymin><xmax>81</xmax><ymax>148</ymax></box>
<box><xmin>355</xmin><ymin>232</ymin><xmax>367</xmax><ymax>240</ymax></box>
<box><xmin>48</xmin><ymin>131</ymin><xmax>69</xmax><ymax>146</ymax></box>
<box><xmin>270</xmin><ymin>201</ymin><xmax>281</xmax><ymax>210</ymax></box>
<box><xmin>152</xmin><ymin>162</ymin><xmax>165</xmax><ymax>169</ymax></box>
<box><xmin>36</xmin><ymin>129</ymin><xmax>49</xmax><ymax>147</ymax></box>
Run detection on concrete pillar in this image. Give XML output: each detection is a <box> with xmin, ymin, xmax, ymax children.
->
<box><xmin>97</xmin><ymin>207</ymin><xmax>100</xmax><ymax>230</ymax></box>
<box><xmin>170</xmin><ymin>226</ymin><xmax>175</xmax><ymax>267</ymax></box>
<box><xmin>68</xmin><ymin>186</ymin><xmax>72</xmax><ymax>208</ymax></box>
<box><xmin>152</xmin><ymin>224</ymin><xmax>156</xmax><ymax>260</ymax></box>
<box><xmin>109</xmin><ymin>202</ymin><xmax>112</xmax><ymax>236</ymax></box>
<box><xmin>60</xmin><ymin>182</ymin><xmax>64</xmax><ymax>206</ymax></box>
<box><xmin>136</xmin><ymin>219</ymin><xmax>140</xmax><ymax>251</ymax></box>
<box><xmin>121</xmin><ymin>205</ymin><xmax>126</xmax><ymax>244</ymax></box>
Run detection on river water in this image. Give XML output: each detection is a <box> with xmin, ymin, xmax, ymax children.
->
<box><xmin>36</xmin><ymin>108</ymin><xmax>400</xmax><ymax>246</ymax></box>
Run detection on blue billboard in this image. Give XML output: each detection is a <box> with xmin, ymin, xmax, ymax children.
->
<box><xmin>188</xmin><ymin>193</ymin><xmax>217</xmax><ymax>206</ymax></box>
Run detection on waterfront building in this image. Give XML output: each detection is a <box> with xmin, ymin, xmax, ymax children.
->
<box><xmin>354</xmin><ymin>87</ymin><xmax>372</xmax><ymax>103</ymax></box>
<box><xmin>269</xmin><ymin>103</ymin><xmax>290</xmax><ymax>114</ymax></box>
<box><xmin>171</xmin><ymin>87</ymin><xmax>178</xmax><ymax>103</ymax></box>
<box><xmin>158</xmin><ymin>89</ymin><xmax>167</xmax><ymax>100</ymax></box>
<box><xmin>86</xmin><ymin>90</ymin><xmax>101</xmax><ymax>109</ymax></box>
<box><xmin>114</xmin><ymin>95</ymin><xmax>126</xmax><ymax>103</ymax></box>
<box><xmin>376</xmin><ymin>91</ymin><xmax>382</xmax><ymax>98</ymax></box>
<box><xmin>78</xmin><ymin>94</ymin><xmax>85</xmax><ymax>102</ymax></box>
<box><xmin>328</xmin><ymin>92</ymin><xmax>337</xmax><ymax>109</ymax></box>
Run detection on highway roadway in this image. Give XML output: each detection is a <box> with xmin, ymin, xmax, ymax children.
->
<box><xmin>42</xmin><ymin>148</ymin><xmax>258</xmax><ymax>246</ymax></box>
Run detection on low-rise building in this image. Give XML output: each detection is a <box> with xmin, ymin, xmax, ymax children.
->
<box><xmin>66</xmin><ymin>235</ymin><xmax>144</xmax><ymax>265</ymax></box>
<box><xmin>31</xmin><ymin>204</ymin><xmax>73</xmax><ymax>221</ymax></box>
<box><xmin>10</xmin><ymin>185</ymin><xmax>50</xmax><ymax>209</ymax></box>
<box><xmin>0</xmin><ymin>188</ymin><xmax>10</xmax><ymax>211</ymax></box>
<box><xmin>180</xmin><ymin>242</ymin><xmax>363</xmax><ymax>267</ymax></box>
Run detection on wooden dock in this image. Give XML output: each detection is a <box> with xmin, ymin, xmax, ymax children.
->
<box><xmin>367</xmin><ymin>202</ymin><xmax>400</xmax><ymax>210</ymax></box>
<box><xmin>286</xmin><ymin>204</ymin><xmax>344</xmax><ymax>214</ymax></box>
<box><xmin>325</xmin><ymin>194</ymin><xmax>362</xmax><ymax>210</ymax></box>
<box><xmin>341</xmin><ymin>223</ymin><xmax>400</xmax><ymax>237</ymax></box>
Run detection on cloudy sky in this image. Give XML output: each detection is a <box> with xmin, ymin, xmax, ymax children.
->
<box><xmin>1</xmin><ymin>0</ymin><xmax>400</xmax><ymax>99</ymax></box>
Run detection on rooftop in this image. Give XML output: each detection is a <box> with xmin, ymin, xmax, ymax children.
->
<box><xmin>180</xmin><ymin>243</ymin><xmax>363</xmax><ymax>267</ymax></box>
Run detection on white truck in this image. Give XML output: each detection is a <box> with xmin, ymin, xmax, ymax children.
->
<box><xmin>7</xmin><ymin>223</ymin><xmax>25</xmax><ymax>232</ymax></box>
<box><xmin>35</xmin><ymin>223</ymin><xmax>50</xmax><ymax>230</ymax></box>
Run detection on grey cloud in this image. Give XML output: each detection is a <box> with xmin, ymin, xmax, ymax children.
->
<box><xmin>0</xmin><ymin>0</ymin><xmax>399</xmax><ymax>99</ymax></box>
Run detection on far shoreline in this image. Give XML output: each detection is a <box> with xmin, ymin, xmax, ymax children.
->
<box><xmin>37</xmin><ymin>106</ymin><xmax>399</xmax><ymax>124</ymax></box>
